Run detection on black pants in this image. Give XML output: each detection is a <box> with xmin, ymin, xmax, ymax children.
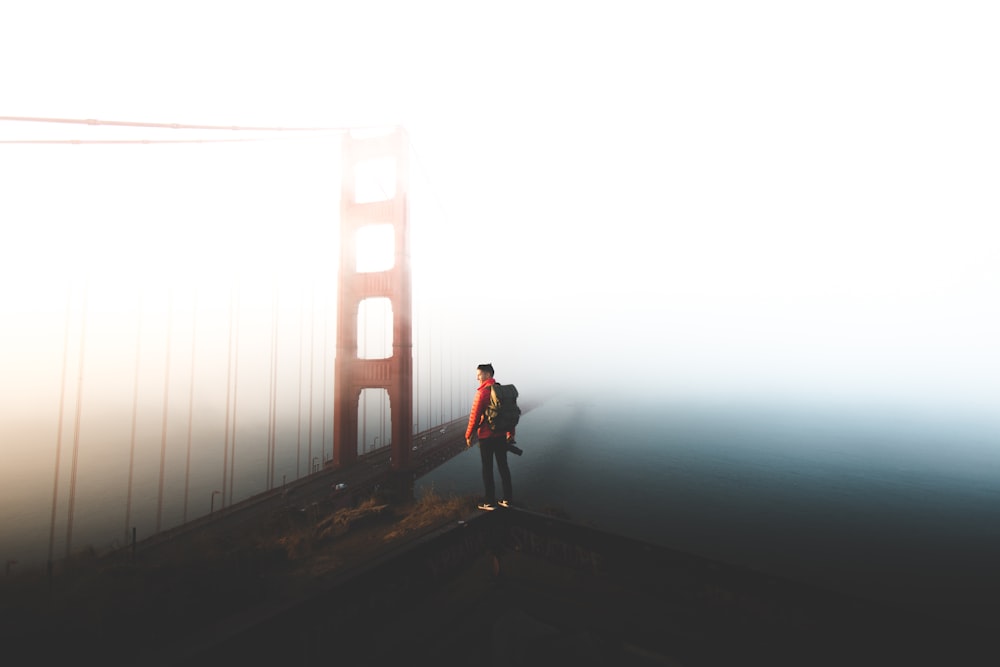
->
<box><xmin>479</xmin><ymin>435</ymin><xmax>512</xmax><ymax>503</ymax></box>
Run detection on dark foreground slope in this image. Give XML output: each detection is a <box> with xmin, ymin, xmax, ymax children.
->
<box><xmin>154</xmin><ymin>507</ymin><xmax>998</xmax><ymax>666</ymax></box>
<box><xmin>4</xmin><ymin>487</ymin><xmax>996</xmax><ymax>667</ymax></box>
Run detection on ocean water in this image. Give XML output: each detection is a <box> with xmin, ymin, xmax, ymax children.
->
<box><xmin>417</xmin><ymin>396</ymin><xmax>1000</xmax><ymax>620</ymax></box>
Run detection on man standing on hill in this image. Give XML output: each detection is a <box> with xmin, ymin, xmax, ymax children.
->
<box><xmin>466</xmin><ymin>363</ymin><xmax>514</xmax><ymax>511</ymax></box>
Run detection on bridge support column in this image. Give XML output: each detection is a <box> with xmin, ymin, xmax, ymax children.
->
<box><xmin>332</xmin><ymin>127</ymin><xmax>413</xmax><ymax>472</ymax></box>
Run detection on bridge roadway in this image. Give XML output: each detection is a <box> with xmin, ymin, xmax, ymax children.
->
<box><xmin>128</xmin><ymin>417</ymin><xmax>470</xmax><ymax>561</ymax></box>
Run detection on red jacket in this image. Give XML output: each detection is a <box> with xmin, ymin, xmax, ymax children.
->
<box><xmin>465</xmin><ymin>378</ymin><xmax>514</xmax><ymax>441</ymax></box>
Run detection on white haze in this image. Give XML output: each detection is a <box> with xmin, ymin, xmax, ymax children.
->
<box><xmin>2</xmin><ymin>0</ymin><xmax>999</xmax><ymax>447</ymax></box>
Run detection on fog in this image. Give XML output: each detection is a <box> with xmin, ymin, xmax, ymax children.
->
<box><xmin>2</xmin><ymin>2</ymin><xmax>999</xmax><ymax>564</ymax></box>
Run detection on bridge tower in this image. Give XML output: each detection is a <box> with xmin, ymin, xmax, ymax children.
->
<box><xmin>332</xmin><ymin>127</ymin><xmax>413</xmax><ymax>471</ymax></box>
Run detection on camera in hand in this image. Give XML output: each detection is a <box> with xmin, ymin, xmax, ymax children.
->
<box><xmin>506</xmin><ymin>439</ymin><xmax>523</xmax><ymax>456</ymax></box>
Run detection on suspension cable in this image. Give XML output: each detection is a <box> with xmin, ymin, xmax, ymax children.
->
<box><xmin>0</xmin><ymin>115</ymin><xmax>396</xmax><ymax>144</ymax></box>
<box><xmin>0</xmin><ymin>115</ymin><xmax>357</xmax><ymax>132</ymax></box>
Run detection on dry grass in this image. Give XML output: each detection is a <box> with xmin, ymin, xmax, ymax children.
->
<box><xmin>284</xmin><ymin>486</ymin><xmax>473</xmax><ymax>582</ymax></box>
<box><xmin>0</xmin><ymin>487</ymin><xmax>481</xmax><ymax>657</ymax></box>
<box><xmin>382</xmin><ymin>486</ymin><xmax>471</xmax><ymax>540</ymax></box>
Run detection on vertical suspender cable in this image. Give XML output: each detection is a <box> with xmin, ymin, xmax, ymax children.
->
<box><xmin>221</xmin><ymin>285</ymin><xmax>235</xmax><ymax>510</ymax></box>
<box><xmin>47</xmin><ymin>287</ymin><xmax>73</xmax><ymax>569</ymax></box>
<box><xmin>438</xmin><ymin>303</ymin><xmax>444</xmax><ymax>425</ymax></box>
<box><xmin>321</xmin><ymin>290</ymin><xmax>329</xmax><ymax>462</ymax></box>
<box><xmin>155</xmin><ymin>290</ymin><xmax>174</xmax><ymax>533</ymax></box>
<box><xmin>307</xmin><ymin>283</ymin><xmax>315</xmax><ymax>471</ymax></box>
<box><xmin>380</xmin><ymin>300</ymin><xmax>385</xmax><ymax>445</ymax></box>
<box><xmin>124</xmin><ymin>291</ymin><xmax>143</xmax><ymax>541</ymax></box>
<box><xmin>228</xmin><ymin>286</ymin><xmax>241</xmax><ymax>506</ymax></box>
<box><xmin>413</xmin><ymin>303</ymin><xmax>419</xmax><ymax>435</ymax></box>
<box><xmin>270</xmin><ymin>290</ymin><xmax>279</xmax><ymax>486</ymax></box>
<box><xmin>182</xmin><ymin>291</ymin><xmax>197</xmax><ymax>522</ymax></box>
<box><xmin>296</xmin><ymin>296</ymin><xmax>303</xmax><ymax>478</ymax></box>
<box><xmin>266</xmin><ymin>288</ymin><xmax>279</xmax><ymax>489</ymax></box>
<box><xmin>65</xmin><ymin>281</ymin><xmax>89</xmax><ymax>558</ymax></box>
<box><xmin>427</xmin><ymin>314</ymin><xmax>432</xmax><ymax>430</ymax></box>
<box><xmin>366</xmin><ymin>302</ymin><xmax>369</xmax><ymax>452</ymax></box>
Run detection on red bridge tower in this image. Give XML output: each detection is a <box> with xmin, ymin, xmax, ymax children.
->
<box><xmin>332</xmin><ymin>127</ymin><xmax>413</xmax><ymax>472</ymax></box>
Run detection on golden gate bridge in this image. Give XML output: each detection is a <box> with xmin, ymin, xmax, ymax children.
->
<box><xmin>0</xmin><ymin>117</ymin><xmax>472</xmax><ymax>571</ymax></box>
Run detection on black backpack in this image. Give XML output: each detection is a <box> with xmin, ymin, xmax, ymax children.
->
<box><xmin>485</xmin><ymin>383</ymin><xmax>521</xmax><ymax>432</ymax></box>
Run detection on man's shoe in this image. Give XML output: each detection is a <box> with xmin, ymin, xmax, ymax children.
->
<box><xmin>477</xmin><ymin>502</ymin><xmax>496</xmax><ymax>511</ymax></box>
<box><xmin>498</xmin><ymin>499</ymin><xmax>510</xmax><ymax>508</ymax></box>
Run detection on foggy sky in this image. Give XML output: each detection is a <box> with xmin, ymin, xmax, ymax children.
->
<box><xmin>2</xmin><ymin>0</ymin><xmax>999</xmax><ymax>415</ymax></box>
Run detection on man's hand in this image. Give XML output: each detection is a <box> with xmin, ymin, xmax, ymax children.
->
<box><xmin>466</xmin><ymin>437</ymin><xmax>473</xmax><ymax>448</ymax></box>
